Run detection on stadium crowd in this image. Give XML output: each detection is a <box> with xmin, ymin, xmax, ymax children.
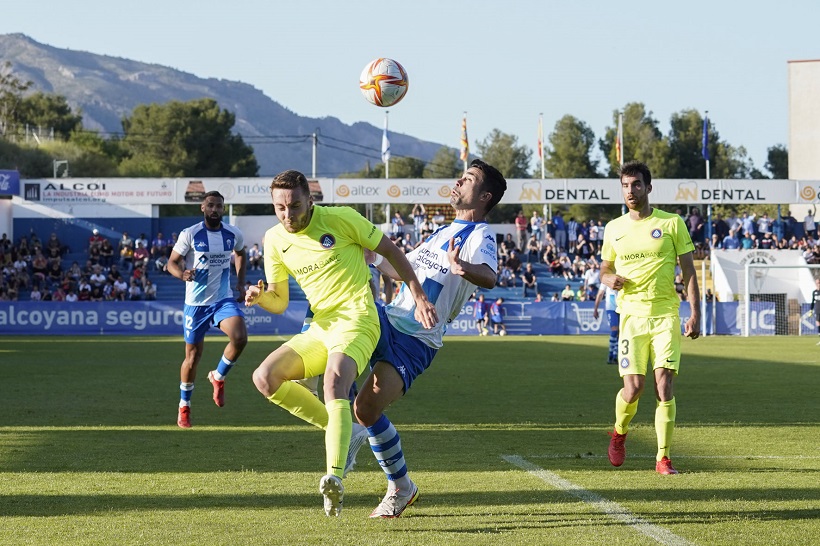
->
<box><xmin>2</xmin><ymin>205</ymin><xmax>819</xmax><ymax>303</ymax></box>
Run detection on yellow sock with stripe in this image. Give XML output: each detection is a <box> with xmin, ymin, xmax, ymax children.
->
<box><xmin>325</xmin><ymin>399</ymin><xmax>352</xmax><ymax>478</ymax></box>
<box><xmin>267</xmin><ymin>380</ymin><xmax>328</xmax><ymax>430</ymax></box>
<box><xmin>655</xmin><ymin>398</ymin><xmax>676</xmax><ymax>460</ymax></box>
<box><xmin>614</xmin><ymin>389</ymin><xmax>639</xmax><ymax>435</ymax></box>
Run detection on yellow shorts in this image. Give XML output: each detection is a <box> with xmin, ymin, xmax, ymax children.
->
<box><xmin>284</xmin><ymin>305</ymin><xmax>379</xmax><ymax>379</ymax></box>
<box><xmin>616</xmin><ymin>314</ymin><xmax>681</xmax><ymax>377</ymax></box>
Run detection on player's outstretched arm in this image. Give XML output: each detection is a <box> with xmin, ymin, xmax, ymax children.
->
<box><xmin>679</xmin><ymin>251</ymin><xmax>701</xmax><ymax>339</ymax></box>
<box><xmin>245</xmin><ymin>279</ymin><xmax>290</xmax><ymax>314</ymax></box>
<box><xmin>446</xmin><ymin>238</ymin><xmax>496</xmax><ymax>289</ymax></box>
<box><xmin>233</xmin><ymin>248</ymin><xmax>247</xmax><ymax>294</ymax></box>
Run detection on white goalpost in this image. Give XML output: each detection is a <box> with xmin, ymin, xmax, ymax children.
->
<box><xmin>742</xmin><ymin>263</ymin><xmax>820</xmax><ymax>337</ymax></box>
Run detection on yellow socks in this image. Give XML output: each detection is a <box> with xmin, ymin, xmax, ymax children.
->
<box><xmin>655</xmin><ymin>398</ymin><xmax>676</xmax><ymax>460</ymax></box>
<box><xmin>325</xmin><ymin>399</ymin><xmax>352</xmax><ymax>478</ymax></box>
<box><xmin>267</xmin><ymin>380</ymin><xmax>329</xmax><ymax>430</ymax></box>
<box><xmin>614</xmin><ymin>389</ymin><xmax>639</xmax><ymax>435</ymax></box>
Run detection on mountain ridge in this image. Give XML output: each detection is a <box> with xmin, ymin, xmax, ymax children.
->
<box><xmin>0</xmin><ymin>33</ymin><xmax>445</xmax><ymax>177</ymax></box>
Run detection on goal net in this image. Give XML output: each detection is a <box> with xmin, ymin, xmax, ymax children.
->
<box><xmin>742</xmin><ymin>263</ymin><xmax>820</xmax><ymax>337</ymax></box>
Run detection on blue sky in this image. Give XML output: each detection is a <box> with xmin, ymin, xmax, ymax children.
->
<box><xmin>1</xmin><ymin>0</ymin><xmax>817</xmax><ymax>174</ymax></box>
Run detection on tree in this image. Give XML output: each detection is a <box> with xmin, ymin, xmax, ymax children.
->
<box><xmin>423</xmin><ymin>147</ymin><xmax>462</xmax><ymax>179</ymax></box>
<box><xmin>0</xmin><ymin>61</ymin><xmax>32</xmax><ymax>134</ymax></box>
<box><xmin>667</xmin><ymin>109</ymin><xmax>756</xmax><ymax>179</ymax></box>
<box><xmin>765</xmin><ymin>144</ymin><xmax>788</xmax><ymax>179</ymax></box>
<box><xmin>599</xmin><ymin>103</ymin><xmax>672</xmax><ymax>177</ymax></box>
<box><xmin>544</xmin><ymin>115</ymin><xmax>599</xmax><ymax>178</ymax></box>
<box><xmin>118</xmin><ymin>98</ymin><xmax>258</xmax><ymax>177</ymax></box>
<box><xmin>17</xmin><ymin>92</ymin><xmax>83</xmax><ymax>140</ymax></box>
<box><xmin>475</xmin><ymin>129</ymin><xmax>532</xmax><ymax>179</ymax></box>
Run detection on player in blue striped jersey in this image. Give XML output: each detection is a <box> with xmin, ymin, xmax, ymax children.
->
<box><xmin>167</xmin><ymin>191</ymin><xmax>248</xmax><ymax>428</ymax></box>
<box><xmin>354</xmin><ymin>159</ymin><xmax>506</xmax><ymax>517</ymax></box>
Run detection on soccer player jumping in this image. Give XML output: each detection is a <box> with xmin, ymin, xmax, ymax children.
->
<box><xmin>356</xmin><ymin>159</ymin><xmax>506</xmax><ymax>516</ymax></box>
<box><xmin>600</xmin><ymin>161</ymin><xmax>700</xmax><ymax>475</ymax></box>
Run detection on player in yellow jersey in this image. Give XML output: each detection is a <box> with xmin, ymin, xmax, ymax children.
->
<box><xmin>244</xmin><ymin>169</ymin><xmax>437</xmax><ymax>517</ymax></box>
<box><xmin>600</xmin><ymin>161</ymin><xmax>700</xmax><ymax>475</ymax></box>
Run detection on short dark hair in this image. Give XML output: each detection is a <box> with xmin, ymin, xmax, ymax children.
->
<box><xmin>202</xmin><ymin>191</ymin><xmax>225</xmax><ymax>202</ymax></box>
<box><xmin>270</xmin><ymin>169</ymin><xmax>310</xmax><ymax>194</ymax></box>
<box><xmin>618</xmin><ymin>160</ymin><xmax>652</xmax><ymax>185</ymax></box>
<box><xmin>470</xmin><ymin>158</ymin><xmax>507</xmax><ymax>212</ymax></box>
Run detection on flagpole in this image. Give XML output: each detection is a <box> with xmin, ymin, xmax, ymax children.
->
<box><xmin>383</xmin><ymin>110</ymin><xmax>390</xmax><ymax>222</ymax></box>
<box><xmin>703</xmin><ymin>110</ymin><xmax>710</xmax><ymax>180</ymax></box>
<box><xmin>617</xmin><ymin>111</ymin><xmax>624</xmax><ymax>167</ymax></box>
<box><xmin>538</xmin><ymin>113</ymin><xmax>545</xmax><ymax>180</ymax></box>
<box><xmin>460</xmin><ymin>112</ymin><xmax>469</xmax><ymax>173</ymax></box>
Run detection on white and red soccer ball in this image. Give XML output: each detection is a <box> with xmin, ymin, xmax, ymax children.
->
<box><xmin>359</xmin><ymin>58</ymin><xmax>409</xmax><ymax>107</ymax></box>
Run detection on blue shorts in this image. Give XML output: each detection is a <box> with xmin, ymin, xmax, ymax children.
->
<box><xmin>183</xmin><ymin>298</ymin><xmax>244</xmax><ymax>344</ymax></box>
<box><xmin>370</xmin><ymin>305</ymin><xmax>437</xmax><ymax>392</ymax></box>
<box><xmin>607</xmin><ymin>310</ymin><xmax>620</xmax><ymax>329</ymax></box>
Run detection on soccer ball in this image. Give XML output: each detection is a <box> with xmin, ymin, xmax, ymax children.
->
<box><xmin>499</xmin><ymin>330</ymin><xmax>507</xmax><ymax>336</ymax></box>
<box><xmin>359</xmin><ymin>58</ymin><xmax>409</xmax><ymax>107</ymax></box>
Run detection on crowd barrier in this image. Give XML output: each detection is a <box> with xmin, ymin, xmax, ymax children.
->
<box><xmin>0</xmin><ymin>301</ymin><xmax>811</xmax><ymax>336</ymax></box>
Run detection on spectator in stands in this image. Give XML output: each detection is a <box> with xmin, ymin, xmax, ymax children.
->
<box><xmin>144</xmin><ymin>279</ymin><xmax>157</xmax><ymax>300</ymax></box>
<box><xmin>247</xmin><ymin>243</ymin><xmax>262</xmax><ymax>271</ymax></box>
<box><xmin>711</xmin><ymin>214</ymin><xmax>729</xmax><ymax>242</ymax></box>
<box><xmin>756</xmin><ymin>212</ymin><xmax>772</xmax><ymax>235</ymax></box>
<box><xmin>583</xmin><ymin>262</ymin><xmax>601</xmax><ymax>299</ymax></box>
<box><xmin>167</xmin><ymin>233</ymin><xmax>178</xmax><ymax>257</ymax></box>
<box><xmin>65</xmin><ymin>289</ymin><xmax>78</xmax><ymax>302</ymax></box>
<box><xmin>13</xmin><ymin>255</ymin><xmax>27</xmax><ymax>277</ymax></box>
<box><xmin>740</xmin><ymin>231</ymin><xmax>754</xmax><ymax>250</ymax></box>
<box><xmin>687</xmin><ymin>207</ymin><xmax>705</xmax><ymax>245</ymax></box>
<box><xmin>525</xmin><ymin>234</ymin><xmax>540</xmax><ymax>263</ymax></box>
<box><xmin>47</xmin><ymin>261</ymin><xmax>63</xmax><ymax>288</ymax></box>
<box><xmin>576</xmin><ymin>234</ymin><xmax>593</xmax><ymax>261</ymax></box>
<box><xmin>411</xmin><ymin>203</ymin><xmax>426</xmax><ymax>242</ymax></box>
<box><xmin>514</xmin><ymin>210</ymin><xmax>529</xmax><ymax>251</ymax></box>
<box><xmin>17</xmin><ymin>236</ymin><xmax>31</xmax><ymax>262</ymax></box>
<box><xmin>561</xmin><ymin>284</ymin><xmax>575</xmax><ymax>301</ymax></box>
<box><xmin>571</xmin><ymin>255</ymin><xmax>586</xmax><ymax>278</ymax></box>
<box><xmin>497</xmin><ymin>263</ymin><xmax>515</xmax><ymax>288</ymax></box>
<box><xmin>391</xmin><ymin>211</ymin><xmax>405</xmax><ymax>238</ymax></box>
<box><xmin>559</xmin><ymin>254</ymin><xmax>573</xmax><ymax>280</ymax></box>
<box><xmin>674</xmin><ymin>274</ymin><xmax>686</xmax><ymax>301</ymax></box>
<box><xmin>133</xmin><ymin>241</ymin><xmax>150</xmax><ymax>269</ymax></box>
<box><xmin>709</xmin><ymin>233</ymin><xmax>722</xmax><ymax>254</ymax></box>
<box><xmin>596</xmin><ymin>220</ymin><xmax>606</xmax><ymax>255</ymax></box>
<box><xmin>88</xmin><ymin>229</ymin><xmax>105</xmax><ymax>253</ymax></box>
<box><xmin>98</xmin><ymin>239</ymin><xmax>114</xmax><ymax>269</ymax></box>
<box><xmin>89</xmin><ymin>265</ymin><xmax>106</xmax><ymax>289</ymax></box>
<box><xmin>499</xmin><ymin>233</ymin><xmax>516</xmax><ymax>265</ymax></box>
<box><xmin>118</xmin><ymin>232</ymin><xmax>134</xmax><ymax>271</ymax></box>
<box><xmin>151</xmin><ymin>232</ymin><xmax>168</xmax><ymax>259</ymax></box>
<box><xmin>52</xmin><ymin>286</ymin><xmax>66</xmax><ymax>301</ymax></box>
<box><xmin>401</xmin><ymin>233</ymin><xmax>415</xmax><ymax>254</ymax></box>
<box><xmin>550</xmin><ymin>292</ymin><xmax>560</xmax><ymax>302</ymax></box>
<box><xmin>759</xmin><ymin>232</ymin><xmax>774</xmax><ymax>250</ymax></box>
<box><xmin>553</xmin><ymin>211</ymin><xmax>567</xmax><ymax>251</ymax></box>
<box><xmin>31</xmin><ymin>251</ymin><xmax>48</xmax><ymax>285</ymax></box>
<box><xmin>128</xmin><ymin>279</ymin><xmax>142</xmax><ymax>301</ymax></box>
<box><xmin>805</xmin><ymin>206</ymin><xmax>817</xmax><ymax>240</ymax></box>
<box><xmin>530</xmin><ymin>210</ymin><xmax>544</xmax><ymax>243</ymax></box>
<box><xmin>588</xmin><ymin>221</ymin><xmax>600</xmax><ymax>253</ymax></box>
<box><xmin>0</xmin><ymin>233</ymin><xmax>10</xmax><ymax>254</ymax></box>
<box><xmin>431</xmin><ymin>209</ymin><xmax>445</xmax><ymax>229</ymax></box>
<box><xmin>722</xmin><ymin>228</ymin><xmax>740</xmax><ymax>250</ymax></box>
<box><xmin>506</xmin><ymin>250</ymin><xmax>522</xmax><ymax>279</ymax></box>
<box><xmin>90</xmin><ymin>284</ymin><xmax>104</xmax><ymax>302</ymax></box>
<box><xmin>522</xmin><ymin>263</ymin><xmax>538</xmax><ymax>298</ymax></box>
<box><xmin>549</xmin><ymin>253</ymin><xmax>563</xmax><ymax>277</ymax></box>
<box><xmin>30</xmin><ymin>285</ymin><xmax>42</xmax><ymax>301</ymax></box>
<box><xmin>46</xmin><ymin>233</ymin><xmax>64</xmax><ymax>260</ymax></box>
<box><xmin>135</xmin><ymin>233</ymin><xmax>148</xmax><ymax>249</ymax></box>
<box><xmin>112</xmin><ymin>275</ymin><xmax>128</xmax><ymax>301</ymax></box>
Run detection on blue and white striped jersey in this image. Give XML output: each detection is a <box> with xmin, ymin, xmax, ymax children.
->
<box><xmin>386</xmin><ymin>219</ymin><xmax>497</xmax><ymax>349</ymax></box>
<box><xmin>173</xmin><ymin>221</ymin><xmax>245</xmax><ymax>306</ymax></box>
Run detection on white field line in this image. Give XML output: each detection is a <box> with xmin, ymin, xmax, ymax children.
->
<box><xmin>503</xmin><ymin>454</ymin><xmax>694</xmax><ymax>546</ymax></box>
<box><xmin>526</xmin><ymin>454</ymin><xmax>820</xmax><ymax>460</ymax></box>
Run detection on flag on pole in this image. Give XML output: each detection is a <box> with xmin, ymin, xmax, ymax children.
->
<box><xmin>459</xmin><ymin>113</ymin><xmax>469</xmax><ymax>163</ymax></box>
<box><xmin>537</xmin><ymin>116</ymin><xmax>543</xmax><ymax>162</ymax></box>
<box><xmin>381</xmin><ymin>114</ymin><xmax>391</xmax><ymax>163</ymax></box>
<box><xmin>616</xmin><ymin>112</ymin><xmax>623</xmax><ymax>166</ymax></box>
<box><xmin>701</xmin><ymin>115</ymin><xmax>709</xmax><ymax>161</ymax></box>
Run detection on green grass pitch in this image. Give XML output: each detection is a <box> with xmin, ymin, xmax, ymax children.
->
<box><xmin>0</xmin><ymin>335</ymin><xmax>818</xmax><ymax>545</ymax></box>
